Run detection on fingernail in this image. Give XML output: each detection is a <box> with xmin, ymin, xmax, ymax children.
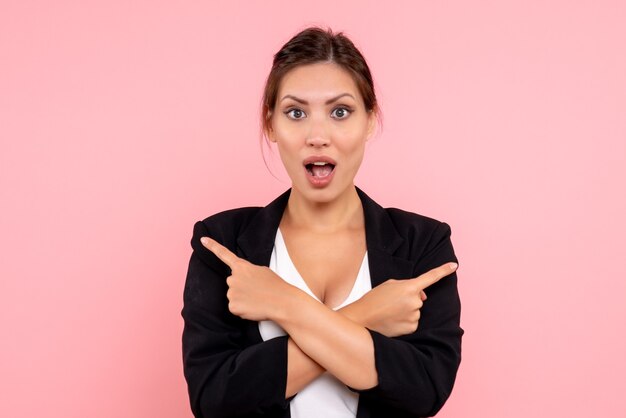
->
<box><xmin>200</xmin><ymin>237</ymin><xmax>209</xmax><ymax>246</ymax></box>
<box><xmin>449</xmin><ymin>262</ymin><xmax>458</xmax><ymax>270</ymax></box>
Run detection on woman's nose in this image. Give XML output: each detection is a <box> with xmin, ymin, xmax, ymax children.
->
<box><xmin>305</xmin><ymin>119</ymin><xmax>330</xmax><ymax>147</ymax></box>
<box><xmin>305</xmin><ymin>135</ymin><xmax>330</xmax><ymax>147</ymax></box>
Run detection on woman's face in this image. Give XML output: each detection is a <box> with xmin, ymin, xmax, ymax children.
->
<box><xmin>269</xmin><ymin>62</ymin><xmax>376</xmax><ymax>203</ymax></box>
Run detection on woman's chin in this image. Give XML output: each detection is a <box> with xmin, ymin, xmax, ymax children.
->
<box><xmin>292</xmin><ymin>180</ymin><xmax>355</xmax><ymax>204</ymax></box>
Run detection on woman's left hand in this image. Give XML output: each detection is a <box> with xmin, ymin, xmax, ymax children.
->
<box><xmin>200</xmin><ymin>236</ymin><xmax>296</xmax><ymax>321</ymax></box>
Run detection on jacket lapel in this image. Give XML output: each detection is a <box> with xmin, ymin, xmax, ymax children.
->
<box><xmin>235</xmin><ymin>188</ymin><xmax>291</xmax><ymax>266</ymax></box>
<box><xmin>355</xmin><ymin>187</ymin><xmax>415</xmax><ymax>286</ymax></box>
<box><xmin>236</xmin><ymin>186</ymin><xmax>415</xmax><ymax>288</ymax></box>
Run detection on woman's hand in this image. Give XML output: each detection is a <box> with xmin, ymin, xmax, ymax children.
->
<box><xmin>341</xmin><ymin>262</ymin><xmax>458</xmax><ymax>337</ymax></box>
<box><xmin>200</xmin><ymin>236</ymin><xmax>298</xmax><ymax>321</ymax></box>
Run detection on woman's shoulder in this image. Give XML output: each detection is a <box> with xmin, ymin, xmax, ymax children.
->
<box><xmin>384</xmin><ymin>206</ymin><xmax>450</xmax><ymax>234</ymax></box>
<box><xmin>358</xmin><ymin>186</ymin><xmax>451</xmax><ymax>242</ymax></box>
<box><xmin>193</xmin><ymin>205</ymin><xmax>262</xmax><ymax>243</ymax></box>
<box><xmin>381</xmin><ymin>205</ymin><xmax>454</xmax><ymax>259</ymax></box>
<box><xmin>381</xmin><ymin>206</ymin><xmax>457</xmax><ymax>277</ymax></box>
<box><xmin>189</xmin><ymin>206</ymin><xmax>263</xmax><ymax>270</ymax></box>
<box><xmin>200</xmin><ymin>206</ymin><xmax>261</xmax><ymax>228</ymax></box>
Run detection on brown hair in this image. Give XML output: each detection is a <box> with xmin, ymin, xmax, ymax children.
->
<box><xmin>259</xmin><ymin>26</ymin><xmax>383</xmax><ymax>173</ymax></box>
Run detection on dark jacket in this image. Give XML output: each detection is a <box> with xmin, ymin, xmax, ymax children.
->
<box><xmin>182</xmin><ymin>186</ymin><xmax>463</xmax><ymax>418</ymax></box>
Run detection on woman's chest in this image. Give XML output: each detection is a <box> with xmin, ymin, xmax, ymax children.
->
<box><xmin>279</xmin><ymin>227</ymin><xmax>367</xmax><ymax>309</ymax></box>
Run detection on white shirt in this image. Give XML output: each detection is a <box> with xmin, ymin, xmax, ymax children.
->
<box><xmin>258</xmin><ymin>228</ymin><xmax>372</xmax><ymax>418</ymax></box>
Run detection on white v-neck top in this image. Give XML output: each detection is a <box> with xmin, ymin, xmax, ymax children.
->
<box><xmin>258</xmin><ymin>228</ymin><xmax>372</xmax><ymax>418</ymax></box>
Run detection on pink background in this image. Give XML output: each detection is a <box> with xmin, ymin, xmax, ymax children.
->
<box><xmin>2</xmin><ymin>1</ymin><xmax>625</xmax><ymax>417</ymax></box>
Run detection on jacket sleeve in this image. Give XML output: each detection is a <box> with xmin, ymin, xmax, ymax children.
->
<box><xmin>349</xmin><ymin>221</ymin><xmax>463</xmax><ymax>417</ymax></box>
<box><xmin>181</xmin><ymin>219</ymin><xmax>292</xmax><ymax>417</ymax></box>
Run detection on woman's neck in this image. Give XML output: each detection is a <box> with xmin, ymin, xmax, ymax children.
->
<box><xmin>282</xmin><ymin>185</ymin><xmax>364</xmax><ymax>233</ymax></box>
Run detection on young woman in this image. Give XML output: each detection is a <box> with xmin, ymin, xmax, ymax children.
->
<box><xmin>182</xmin><ymin>26</ymin><xmax>463</xmax><ymax>418</ymax></box>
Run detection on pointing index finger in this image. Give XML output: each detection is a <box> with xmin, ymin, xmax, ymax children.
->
<box><xmin>200</xmin><ymin>236</ymin><xmax>240</xmax><ymax>269</ymax></box>
<box><xmin>413</xmin><ymin>262</ymin><xmax>458</xmax><ymax>290</ymax></box>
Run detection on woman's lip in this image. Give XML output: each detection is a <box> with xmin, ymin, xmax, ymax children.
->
<box><xmin>302</xmin><ymin>155</ymin><xmax>337</xmax><ymax>166</ymax></box>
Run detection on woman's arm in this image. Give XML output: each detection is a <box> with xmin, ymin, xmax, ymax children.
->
<box><xmin>284</xmin><ymin>295</ymin><xmax>418</xmax><ymax>397</ymax></box>
<box><xmin>274</xmin><ymin>286</ymin><xmax>380</xmax><ymax>390</ymax></box>
<box><xmin>283</xmin><ymin>303</ymin><xmax>391</xmax><ymax>397</ymax></box>
<box><xmin>282</xmin><ymin>263</ymin><xmax>454</xmax><ymax>397</ymax></box>
<box><xmin>347</xmin><ymin>222</ymin><xmax>463</xmax><ymax>417</ymax></box>
<box><xmin>183</xmin><ymin>218</ymin><xmax>392</xmax><ymax>411</ymax></box>
<box><xmin>202</xmin><ymin>232</ymin><xmax>457</xmax><ymax>395</ymax></box>
<box><xmin>187</xmin><ymin>217</ymin><xmax>461</xmax><ymax>417</ymax></box>
<box><xmin>282</xmin><ymin>222</ymin><xmax>463</xmax><ymax>417</ymax></box>
<box><xmin>182</xmin><ymin>221</ymin><xmax>292</xmax><ymax>418</ymax></box>
<box><xmin>285</xmin><ymin>337</ymin><xmax>325</xmax><ymax>397</ymax></box>
<box><xmin>283</xmin><ymin>299</ymin><xmax>394</xmax><ymax>397</ymax></box>
<box><xmin>201</xmin><ymin>234</ymin><xmax>380</xmax><ymax>390</ymax></box>
<box><xmin>184</xmin><ymin>219</ymin><xmax>377</xmax><ymax>411</ymax></box>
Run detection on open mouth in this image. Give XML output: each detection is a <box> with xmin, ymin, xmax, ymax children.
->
<box><xmin>305</xmin><ymin>162</ymin><xmax>336</xmax><ymax>178</ymax></box>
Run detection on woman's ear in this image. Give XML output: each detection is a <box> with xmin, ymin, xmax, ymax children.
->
<box><xmin>365</xmin><ymin>110</ymin><xmax>376</xmax><ymax>141</ymax></box>
<box><xmin>268</xmin><ymin>126</ymin><xmax>276</xmax><ymax>143</ymax></box>
<box><xmin>266</xmin><ymin>110</ymin><xmax>277</xmax><ymax>142</ymax></box>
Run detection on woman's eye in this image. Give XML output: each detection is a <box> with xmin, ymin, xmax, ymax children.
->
<box><xmin>332</xmin><ymin>107</ymin><xmax>352</xmax><ymax>120</ymax></box>
<box><xmin>285</xmin><ymin>108</ymin><xmax>306</xmax><ymax>120</ymax></box>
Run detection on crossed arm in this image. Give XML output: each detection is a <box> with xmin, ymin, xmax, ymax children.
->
<box><xmin>283</xmin><ymin>293</ymin><xmax>426</xmax><ymax>397</ymax></box>
<box><xmin>182</xmin><ymin>220</ymin><xmax>462</xmax><ymax>417</ymax></box>
<box><xmin>199</xmin><ymin>235</ymin><xmax>457</xmax><ymax>396</ymax></box>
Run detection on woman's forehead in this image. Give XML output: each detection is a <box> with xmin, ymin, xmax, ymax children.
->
<box><xmin>278</xmin><ymin>63</ymin><xmax>361</xmax><ymax>102</ymax></box>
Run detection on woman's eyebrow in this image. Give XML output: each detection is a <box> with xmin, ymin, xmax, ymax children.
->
<box><xmin>280</xmin><ymin>93</ymin><xmax>355</xmax><ymax>105</ymax></box>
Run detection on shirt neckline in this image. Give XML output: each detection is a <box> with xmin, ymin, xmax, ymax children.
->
<box><xmin>276</xmin><ymin>227</ymin><xmax>368</xmax><ymax>310</ymax></box>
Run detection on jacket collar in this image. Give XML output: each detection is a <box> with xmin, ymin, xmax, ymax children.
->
<box><xmin>236</xmin><ymin>186</ymin><xmax>413</xmax><ymax>287</ymax></box>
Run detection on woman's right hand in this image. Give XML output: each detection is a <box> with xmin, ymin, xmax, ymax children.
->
<box><xmin>340</xmin><ymin>262</ymin><xmax>458</xmax><ymax>337</ymax></box>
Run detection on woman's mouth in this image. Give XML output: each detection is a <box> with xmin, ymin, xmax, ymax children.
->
<box><xmin>304</xmin><ymin>162</ymin><xmax>336</xmax><ymax>187</ymax></box>
<box><xmin>305</xmin><ymin>162</ymin><xmax>335</xmax><ymax>177</ymax></box>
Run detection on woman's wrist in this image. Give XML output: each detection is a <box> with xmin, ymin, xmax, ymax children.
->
<box><xmin>337</xmin><ymin>300</ymin><xmax>371</xmax><ymax>329</ymax></box>
<box><xmin>269</xmin><ymin>282</ymin><xmax>312</xmax><ymax>324</ymax></box>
